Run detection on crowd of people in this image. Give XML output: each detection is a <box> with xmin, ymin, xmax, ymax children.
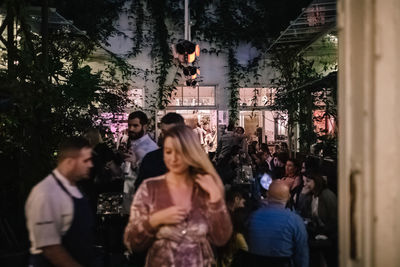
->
<box><xmin>24</xmin><ymin>111</ymin><xmax>338</xmax><ymax>267</ymax></box>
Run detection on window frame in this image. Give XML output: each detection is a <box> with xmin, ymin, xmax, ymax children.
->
<box><xmin>238</xmin><ymin>87</ymin><xmax>276</xmax><ymax>109</ymax></box>
<box><xmin>167</xmin><ymin>85</ymin><xmax>217</xmax><ymax>108</ymax></box>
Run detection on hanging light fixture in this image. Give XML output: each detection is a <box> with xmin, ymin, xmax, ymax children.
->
<box><xmin>176</xmin><ymin>40</ymin><xmax>196</xmax><ymax>54</ymax></box>
<box><xmin>186</xmin><ymin>79</ymin><xmax>197</xmax><ymax>87</ymax></box>
<box><xmin>187</xmin><ymin>52</ymin><xmax>196</xmax><ymax>63</ymax></box>
<box><xmin>182</xmin><ymin>66</ymin><xmax>200</xmax><ymax>81</ymax></box>
<box><xmin>183</xmin><ymin>66</ymin><xmax>199</xmax><ymax>76</ymax></box>
<box><xmin>175</xmin><ymin>1</ymin><xmax>201</xmax><ymax>89</ymax></box>
<box><xmin>172</xmin><ymin>40</ymin><xmax>200</xmax><ymax>64</ymax></box>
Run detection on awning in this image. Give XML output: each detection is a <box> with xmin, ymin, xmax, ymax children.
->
<box><xmin>0</xmin><ymin>6</ymin><xmax>86</xmax><ymax>36</ymax></box>
<box><xmin>266</xmin><ymin>0</ymin><xmax>336</xmax><ymax>54</ymax></box>
<box><xmin>288</xmin><ymin>71</ymin><xmax>337</xmax><ymax>94</ymax></box>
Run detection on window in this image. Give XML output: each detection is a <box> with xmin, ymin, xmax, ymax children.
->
<box><xmin>168</xmin><ymin>85</ymin><xmax>216</xmax><ymax>107</ymax></box>
<box><xmin>127</xmin><ymin>88</ymin><xmax>144</xmax><ymax>108</ymax></box>
<box><xmin>170</xmin><ymin>87</ymin><xmax>183</xmax><ymax>106</ymax></box>
<box><xmin>199</xmin><ymin>86</ymin><xmax>215</xmax><ymax>106</ymax></box>
<box><xmin>239</xmin><ymin>87</ymin><xmax>276</xmax><ymax>107</ymax></box>
<box><xmin>182</xmin><ymin>86</ymin><xmax>198</xmax><ymax>106</ymax></box>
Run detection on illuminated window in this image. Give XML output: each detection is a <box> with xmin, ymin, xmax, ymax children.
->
<box><xmin>182</xmin><ymin>86</ymin><xmax>198</xmax><ymax>106</ymax></box>
<box><xmin>199</xmin><ymin>86</ymin><xmax>215</xmax><ymax>106</ymax></box>
<box><xmin>127</xmin><ymin>88</ymin><xmax>144</xmax><ymax>108</ymax></box>
<box><xmin>168</xmin><ymin>86</ymin><xmax>216</xmax><ymax>107</ymax></box>
<box><xmin>239</xmin><ymin>87</ymin><xmax>275</xmax><ymax>107</ymax></box>
<box><xmin>170</xmin><ymin>87</ymin><xmax>183</xmax><ymax>106</ymax></box>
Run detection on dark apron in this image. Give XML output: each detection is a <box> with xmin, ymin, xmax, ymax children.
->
<box><xmin>29</xmin><ymin>173</ymin><xmax>95</xmax><ymax>267</ymax></box>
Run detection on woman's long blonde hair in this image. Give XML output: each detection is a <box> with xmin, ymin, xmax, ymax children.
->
<box><xmin>163</xmin><ymin>125</ymin><xmax>224</xmax><ymax>192</ymax></box>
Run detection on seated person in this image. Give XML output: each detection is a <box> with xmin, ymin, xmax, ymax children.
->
<box><xmin>247</xmin><ymin>181</ymin><xmax>309</xmax><ymax>267</ymax></box>
<box><xmin>280</xmin><ymin>158</ymin><xmax>301</xmax><ymax>190</ymax></box>
<box><xmin>269</xmin><ymin>152</ymin><xmax>288</xmax><ymax>180</ymax></box>
<box><xmin>303</xmin><ymin>171</ymin><xmax>338</xmax><ymax>267</ymax></box>
<box><xmin>218</xmin><ymin>207</ymin><xmax>249</xmax><ymax>267</ymax></box>
<box><xmin>225</xmin><ymin>186</ymin><xmax>247</xmax><ymax>213</ymax></box>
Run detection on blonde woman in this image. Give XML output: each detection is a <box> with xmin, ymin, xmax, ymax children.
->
<box><xmin>124</xmin><ymin>125</ymin><xmax>232</xmax><ymax>267</ymax></box>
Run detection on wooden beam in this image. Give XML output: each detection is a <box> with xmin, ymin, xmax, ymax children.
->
<box><xmin>0</xmin><ymin>14</ymin><xmax>9</xmax><ymax>36</ymax></box>
<box><xmin>0</xmin><ymin>35</ymin><xmax>7</xmax><ymax>47</ymax></box>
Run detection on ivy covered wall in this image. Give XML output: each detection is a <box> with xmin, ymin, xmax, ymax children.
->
<box><xmin>84</xmin><ymin>0</ymin><xmax>338</xmax><ymax>157</ymax></box>
<box><xmin>86</xmin><ymin>0</ymin><xmax>312</xmax><ymax>123</ymax></box>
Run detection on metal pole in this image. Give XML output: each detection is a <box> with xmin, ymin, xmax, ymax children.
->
<box><xmin>188</xmin><ymin>6</ymin><xmax>191</xmax><ymax>42</ymax></box>
<box><xmin>184</xmin><ymin>0</ymin><xmax>189</xmax><ymax>40</ymax></box>
<box><xmin>188</xmin><ymin>16</ymin><xmax>191</xmax><ymax>41</ymax></box>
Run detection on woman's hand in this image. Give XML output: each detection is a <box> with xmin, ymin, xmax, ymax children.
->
<box><xmin>195</xmin><ymin>174</ymin><xmax>222</xmax><ymax>203</ymax></box>
<box><xmin>149</xmin><ymin>206</ymin><xmax>187</xmax><ymax>228</ymax></box>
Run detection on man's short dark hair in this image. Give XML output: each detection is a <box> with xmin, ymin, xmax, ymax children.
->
<box><xmin>235</xmin><ymin>126</ymin><xmax>245</xmax><ymax>134</ymax></box>
<box><xmin>305</xmin><ymin>170</ymin><xmax>327</xmax><ymax>196</ymax></box>
<box><xmin>227</xmin><ymin>122</ymin><xmax>235</xmax><ymax>131</ymax></box>
<box><xmin>260</xmin><ymin>143</ymin><xmax>270</xmax><ymax>154</ymax></box>
<box><xmin>277</xmin><ymin>152</ymin><xmax>289</xmax><ymax>164</ymax></box>
<box><xmin>58</xmin><ymin>136</ymin><xmax>91</xmax><ymax>162</ymax></box>
<box><xmin>128</xmin><ymin>111</ymin><xmax>149</xmax><ymax>126</ymax></box>
<box><xmin>225</xmin><ymin>185</ymin><xmax>246</xmax><ymax>206</ymax></box>
<box><xmin>160</xmin><ymin>112</ymin><xmax>185</xmax><ymax>125</ymax></box>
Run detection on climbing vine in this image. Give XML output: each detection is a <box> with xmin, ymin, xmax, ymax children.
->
<box><xmin>90</xmin><ymin>0</ymin><xmax>336</xmax><ymax>148</ymax></box>
<box><xmin>227</xmin><ymin>48</ymin><xmax>240</xmax><ymax>125</ymax></box>
<box><xmin>121</xmin><ymin>0</ymin><xmax>313</xmax><ymax>124</ymax></box>
<box><xmin>128</xmin><ymin>0</ymin><xmax>145</xmax><ymax>57</ymax></box>
<box><xmin>148</xmin><ymin>0</ymin><xmax>179</xmax><ymax>109</ymax></box>
<box><xmin>269</xmin><ymin>46</ymin><xmax>337</xmax><ymax>157</ymax></box>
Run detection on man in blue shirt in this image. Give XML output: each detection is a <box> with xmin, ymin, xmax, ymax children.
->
<box><xmin>247</xmin><ymin>181</ymin><xmax>309</xmax><ymax>267</ymax></box>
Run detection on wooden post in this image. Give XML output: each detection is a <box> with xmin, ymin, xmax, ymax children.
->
<box><xmin>339</xmin><ymin>0</ymin><xmax>400</xmax><ymax>266</ymax></box>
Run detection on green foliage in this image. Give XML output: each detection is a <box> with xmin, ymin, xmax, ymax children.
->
<box><xmin>0</xmin><ymin>1</ymin><xmax>130</xmax><ymax>190</ymax></box>
<box><xmin>227</xmin><ymin>48</ymin><xmax>240</xmax><ymax>125</ymax></box>
<box><xmin>147</xmin><ymin>0</ymin><xmax>177</xmax><ymax>110</ymax></box>
<box><xmin>128</xmin><ymin>0</ymin><xmax>145</xmax><ymax>57</ymax></box>
<box><xmin>190</xmin><ymin>0</ymin><xmax>312</xmax><ymax>48</ymax></box>
<box><xmin>53</xmin><ymin>0</ymin><xmax>127</xmax><ymax>45</ymax></box>
<box><xmin>269</xmin><ymin>47</ymin><xmax>337</xmax><ymax>157</ymax></box>
<box><xmin>120</xmin><ymin>0</ymin><xmax>313</xmax><ymax>124</ymax></box>
<box><xmin>314</xmin><ymin>134</ymin><xmax>337</xmax><ymax>159</ymax></box>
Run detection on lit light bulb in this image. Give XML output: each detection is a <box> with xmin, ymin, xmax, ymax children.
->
<box><xmin>187</xmin><ymin>53</ymin><xmax>196</xmax><ymax>63</ymax></box>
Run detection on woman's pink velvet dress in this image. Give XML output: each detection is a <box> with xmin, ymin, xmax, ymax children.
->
<box><xmin>124</xmin><ymin>175</ymin><xmax>232</xmax><ymax>267</ymax></box>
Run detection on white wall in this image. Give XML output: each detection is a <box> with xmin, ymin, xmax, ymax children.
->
<box><xmin>88</xmin><ymin>3</ymin><xmax>277</xmax><ymax>112</ymax></box>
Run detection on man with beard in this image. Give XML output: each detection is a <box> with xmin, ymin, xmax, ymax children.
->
<box><xmin>135</xmin><ymin>112</ymin><xmax>185</xmax><ymax>190</ymax></box>
<box><xmin>122</xmin><ymin>111</ymin><xmax>158</xmax><ymax>214</ymax></box>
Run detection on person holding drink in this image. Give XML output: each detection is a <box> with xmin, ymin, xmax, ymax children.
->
<box><xmin>121</xmin><ymin>111</ymin><xmax>158</xmax><ymax>214</ymax></box>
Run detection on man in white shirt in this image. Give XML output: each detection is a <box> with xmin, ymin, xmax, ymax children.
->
<box><xmin>25</xmin><ymin>137</ymin><xmax>94</xmax><ymax>267</ymax></box>
<box><xmin>122</xmin><ymin>111</ymin><xmax>158</xmax><ymax>214</ymax></box>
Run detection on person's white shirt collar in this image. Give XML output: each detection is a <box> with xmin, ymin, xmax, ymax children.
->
<box><xmin>53</xmin><ymin>169</ymin><xmax>83</xmax><ymax>198</ymax></box>
<box><xmin>131</xmin><ymin>133</ymin><xmax>149</xmax><ymax>144</ymax></box>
